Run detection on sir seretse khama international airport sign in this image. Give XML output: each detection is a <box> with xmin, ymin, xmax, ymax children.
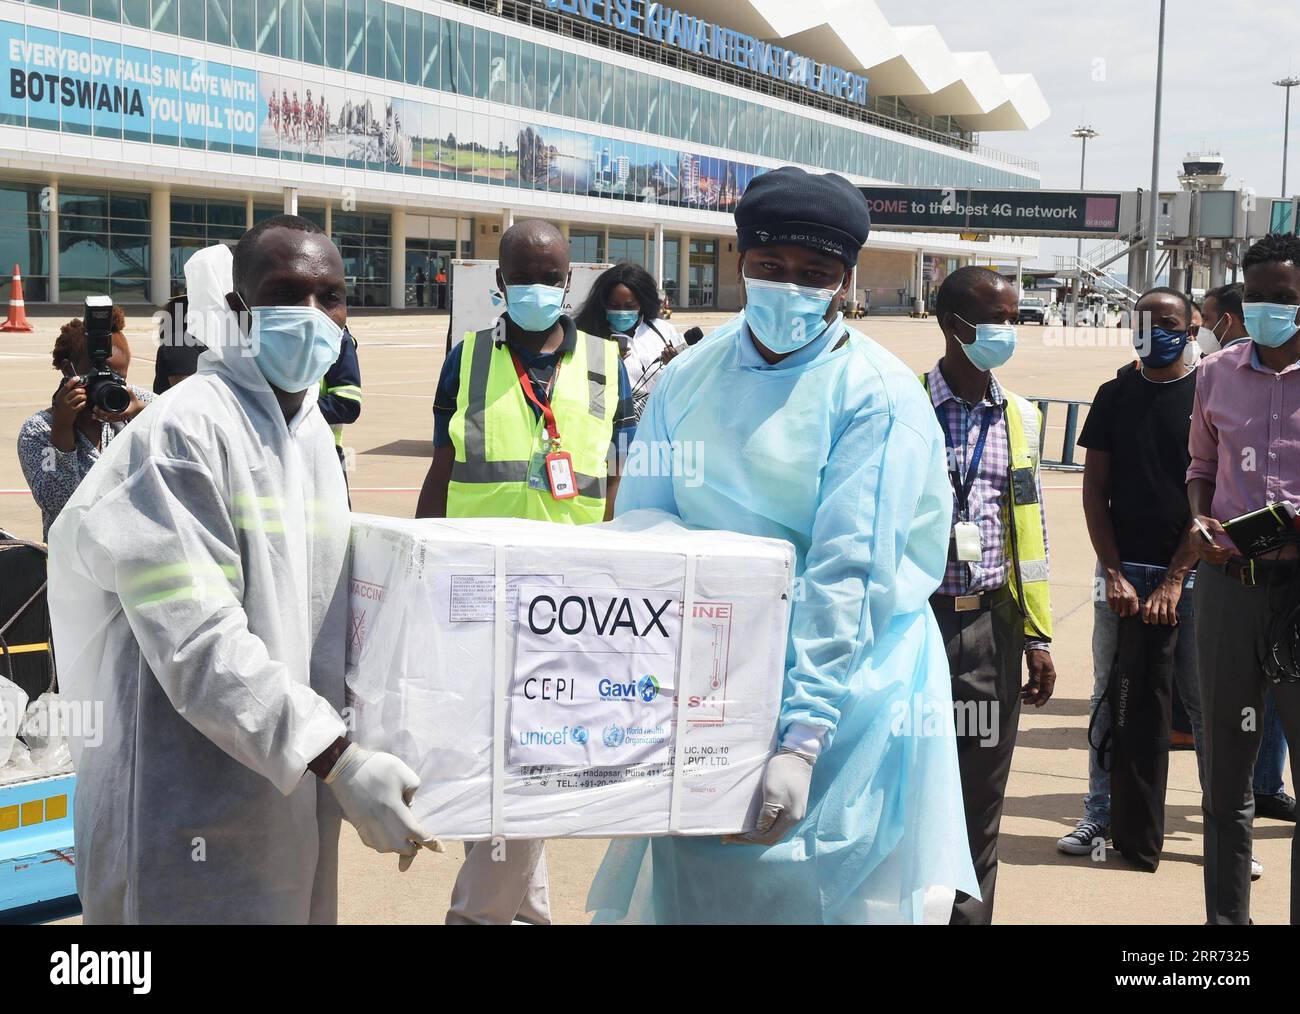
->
<box><xmin>858</xmin><ymin>186</ymin><xmax>1125</xmax><ymax>238</ymax></box>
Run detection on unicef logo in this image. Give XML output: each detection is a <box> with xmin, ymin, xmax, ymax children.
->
<box><xmin>602</xmin><ymin>724</ymin><xmax>625</xmax><ymax>748</ymax></box>
<box><xmin>571</xmin><ymin>725</ymin><xmax>588</xmax><ymax>745</ymax></box>
<box><xmin>637</xmin><ymin>674</ymin><xmax>660</xmax><ymax>703</ymax></box>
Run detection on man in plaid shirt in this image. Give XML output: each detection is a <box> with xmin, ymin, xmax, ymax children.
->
<box><xmin>922</xmin><ymin>266</ymin><xmax>1055</xmax><ymax>924</ymax></box>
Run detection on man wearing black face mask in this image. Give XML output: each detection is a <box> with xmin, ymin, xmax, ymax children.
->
<box><xmin>1065</xmin><ymin>287</ymin><xmax>1204</xmax><ymax>870</ymax></box>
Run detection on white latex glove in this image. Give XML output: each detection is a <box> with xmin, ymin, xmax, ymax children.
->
<box><xmin>325</xmin><ymin>743</ymin><xmax>431</xmax><ymax>871</ymax></box>
<box><xmin>726</xmin><ymin>749</ymin><xmax>815</xmax><ymax>846</ymax></box>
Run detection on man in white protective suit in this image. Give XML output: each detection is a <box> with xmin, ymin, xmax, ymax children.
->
<box><xmin>47</xmin><ymin>220</ymin><xmax>433</xmax><ymax>924</ymax></box>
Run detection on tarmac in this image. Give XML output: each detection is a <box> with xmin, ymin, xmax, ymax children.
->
<box><xmin>3</xmin><ymin>304</ymin><xmax>1291</xmax><ymax>925</ymax></box>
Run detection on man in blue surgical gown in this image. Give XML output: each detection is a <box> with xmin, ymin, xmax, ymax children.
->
<box><xmin>586</xmin><ymin>167</ymin><xmax>978</xmax><ymax>924</ymax></box>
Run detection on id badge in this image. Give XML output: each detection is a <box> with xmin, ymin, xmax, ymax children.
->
<box><xmin>953</xmin><ymin>521</ymin><xmax>982</xmax><ymax>562</ymax></box>
<box><xmin>526</xmin><ymin>447</ymin><xmax>550</xmax><ymax>490</ymax></box>
<box><xmin>545</xmin><ymin>451</ymin><xmax>579</xmax><ymax>500</ymax></box>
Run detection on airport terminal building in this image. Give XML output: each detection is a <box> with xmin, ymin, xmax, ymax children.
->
<box><xmin>0</xmin><ymin>0</ymin><xmax>1048</xmax><ymax>309</ymax></box>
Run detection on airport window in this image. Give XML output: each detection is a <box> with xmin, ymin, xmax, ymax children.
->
<box><xmin>60</xmin><ymin>188</ymin><xmax>151</xmax><ymax>304</ymax></box>
<box><xmin>282</xmin><ymin>0</ymin><xmax>300</xmax><ymax>61</ymax></box>
<box><xmin>256</xmin><ymin>0</ymin><xmax>278</xmax><ymax>54</ymax></box>
<box><xmin>607</xmin><ymin>234</ymin><xmax>646</xmax><ymax>269</ymax></box>
<box><xmin>332</xmin><ymin>211</ymin><xmax>390</xmax><ymax>307</ymax></box>
<box><xmin>93</xmin><ymin>0</ymin><xmax>121</xmax><ymax>21</ymax></box>
<box><xmin>403</xmin><ymin>7</ymin><xmax>420</xmax><ymax>86</ymax></box>
<box><xmin>232</xmin><ymin>0</ymin><xmax>255</xmax><ymax>50</ymax></box>
<box><xmin>453</xmin><ymin>21</ymin><xmax>472</xmax><ymax>96</ymax></box>
<box><xmin>688</xmin><ymin>238</ymin><xmax>716</xmax><ymax>308</ymax></box>
<box><xmin>569</xmin><ymin>231</ymin><xmax>603</xmax><ymax>264</ymax></box>
<box><xmin>421</xmin><ymin>14</ymin><xmax>439</xmax><ymax>89</ymax></box>
<box><xmin>122</xmin><ymin>0</ymin><xmax>149</xmax><ymax>25</ymax></box>
<box><xmin>661</xmin><ymin>237</ymin><xmax>680</xmax><ymax>307</ymax></box>
<box><xmin>365</xmin><ymin>0</ymin><xmax>384</xmax><ymax>79</ymax></box>
<box><xmin>0</xmin><ymin>184</ymin><xmax>50</xmax><ymax>303</ymax></box>
<box><xmin>205</xmin><ymin>0</ymin><xmax>230</xmax><ymax>45</ymax></box>
<box><xmin>303</xmin><ymin>0</ymin><xmax>325</xmax><ymax>65</ymax></box>
<box><xmin>345</xmin><ymin>0</ymin><xmax>364</xmax><ymax>74</ymax></box>
<box><xmin>179</xmin><ymin>0</ymin><xmax>204</xmax><ymax>40</ymax></box>
<box><xmin>324</xmin><ymin>0</ymin><xmax>344</xmax><ymax>69</ymax></box>
<box><xmin>385</xmin><ymin>2</ymin><xmax>403</xmax><ymax>82</ymax></box>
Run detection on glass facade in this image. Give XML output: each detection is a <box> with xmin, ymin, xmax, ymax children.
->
<box><xmin>0</xmin><ymin>183</ymin><xmax>50</xmax><ymax>303</ymax></box>
<box><xmin>332</xmin><ymin>211</ymin><xmax>390</xmax><ymax>306</ymax></box>
<box><xmin>568</xmin><ymin>230</ymin><xmax>604</xmax><ymax>264</ymax></box>
<box><xmin>607</xmin><ymin>233</ymin><xmax>647</xmax><ymax>269</ymax></box>
<box><xmin>687</xmin><ymin>238</ymin><xmax>717</xmax><ymax>308</ymax></box>
<box><xmin>404</xmin><ymin>238</ymin><xmax>453</xmax><ymax>308</ymax></box>
<box><xmin>661</xmin><ymin>236</ymin><xmax>680</xmax><ymax>308</ymax></box>
<box><xmin>60</xmin><ymin>188</ymin><xmax>151</xmax><ymax>303</ymax></box>
<box><xmin>6</xmin><ymin>2</ymin><xmax>1036</xmax><ymax>192</ymax></box>
<box><xmin>170</xmin><ymin>196</ymin><xmax>246</xmax><ymax>294</ymax></box>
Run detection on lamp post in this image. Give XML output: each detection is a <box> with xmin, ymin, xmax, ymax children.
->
<box><xmin>1145</xmin><ymin>0</ymin><xmax>1167</xmax><ymax>289</ymax></box>
<box><xmin>1277</xmin><ymin>76</ymin><xmax>1300</xmax><ymax>198</ymax></box>
<box><xmin>1070</xmin><ymin>126</ymin><xmax>1099</xmax><ymax>326</ymax></box>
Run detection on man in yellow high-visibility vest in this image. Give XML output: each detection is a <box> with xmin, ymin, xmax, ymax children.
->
<box><xmin>415</xmin><ymin>219</ymin><xmax>635</xmax><ymax>924</ymax></box>
<box><xmin>921</xmin><ymin>264</ymin><xmax>1055</xmax><ymax>925</ymax></box>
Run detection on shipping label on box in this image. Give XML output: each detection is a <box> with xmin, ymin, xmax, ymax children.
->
<box><xmin>509</xmin><ymin>585</ymin><xmax>681</xmax><ymax>768</ymax></box>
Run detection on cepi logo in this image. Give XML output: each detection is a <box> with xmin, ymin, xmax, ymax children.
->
<box><xmin>598</xmin><ymin>674</ymin><xmax>661</xmax><ymax>702</ymax></box>
<box><xmin>603</xmin><ymin>724</ymin><xmax>626</xmax><ymax>748</ymax></box>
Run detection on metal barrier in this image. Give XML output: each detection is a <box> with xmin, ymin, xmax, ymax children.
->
<box><xmin>1033</xmin><ymin>397</ymin><xmax>1090</xmax><ymax>472</ymax></box>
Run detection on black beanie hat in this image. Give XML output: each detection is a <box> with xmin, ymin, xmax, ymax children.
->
<box><xmin>734</xmin><ymin>166</ymin><xmax>872</xmax><ymax>267</ymax></box>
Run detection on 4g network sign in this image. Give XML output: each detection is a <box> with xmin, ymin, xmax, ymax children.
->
<box><xmin>859</xmin><ymin>185</ymin><xmax>1125</xmax><ymax>238</ymax></box>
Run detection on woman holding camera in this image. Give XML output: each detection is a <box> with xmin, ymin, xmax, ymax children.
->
<box><xmin>17</xmin><ymin>307</ymin><xmax>154</xmax><ymax>539</ymax></box>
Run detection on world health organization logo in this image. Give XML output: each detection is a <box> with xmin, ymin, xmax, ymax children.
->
<box><xmin>603</xmin><ymin>724</ymin><xmax>626</xmax><ymax>748</ymax></box>
<box><xmin>637</xmin><ymin>674</ymin><xmax>660</xmax><ymax>703</ymax></box>
<box><xmin>572</xmin><ymin>725</ymin><xmax>589</xmax><ymax>745</ymax></box>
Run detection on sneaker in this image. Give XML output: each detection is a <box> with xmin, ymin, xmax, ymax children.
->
<box><xmin>1251</xmin><ymin>856</ymin><xmax>1264</xmax><ymax>881</ymax></box>
<box><xmin>1057</xmin><ymin>820</ymin><xmax>1109</xmax><ymax>855</ymax></box>
<box><xmin>1255</xmin><ymin>791</ymin><xmax>1297</xmax><ymax>823</ymax></box>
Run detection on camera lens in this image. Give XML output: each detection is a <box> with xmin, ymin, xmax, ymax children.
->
<box><xmin>95</xmin><ymin>380</ymin><xmax>132</xmax><ymax>416</ymax></box>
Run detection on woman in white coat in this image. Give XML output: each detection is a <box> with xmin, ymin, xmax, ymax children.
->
<box><xmin>576</xmin><ymin>262</ymin><xmax>683</xmax><ymax>421</ymax></box>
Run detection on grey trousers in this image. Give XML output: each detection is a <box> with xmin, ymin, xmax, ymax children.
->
<box><xmin>445</xmin><ymin>839</ymin><xmax>552</xmax><ymax>925</ymax></box>
<box><xmin>1195</xmin><ymin>562</ymin><xmax>1300</xmax><ymax>925</ymax></box>
<box><xmin>934</xmin><ymin>590</ymin><xmax>1025</xmax><ymax>925</ymax></box>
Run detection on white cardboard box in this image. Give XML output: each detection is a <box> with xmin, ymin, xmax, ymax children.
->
<box><xmin>345</xmin><ymin>510</ymin><xmax>794</xmax><ymax>840</ymax></box>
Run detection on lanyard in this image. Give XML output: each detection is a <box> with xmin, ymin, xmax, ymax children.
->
<box><xmin>945</xmin><ymin>407</ymin><xmax>993</xmax><ymax>517</ymax></box>
<box><xmin>509</xmin><ymin>350</ymin><xmax>562</xmax><ymax>444</ymax></box>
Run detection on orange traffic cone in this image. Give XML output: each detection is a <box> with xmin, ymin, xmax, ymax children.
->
<box><xmin>0</xmin><ymin>264</ymin><xmax>32</xmax><ymax>332</ymax></box>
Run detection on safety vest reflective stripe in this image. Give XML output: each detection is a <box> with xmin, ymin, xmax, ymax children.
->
<box><xmin>1001</xmin><ymin>391</ymin><xmax>1053</xmax><ymax>640</ymax></box>
<box><xmin>448</xmin><ymin>327</ymin><xmax>617</xmax><ymax>522</ymax></box>
<box><xmin>324</xmin><ymin>384</ymin><xmax>362</xmax><ymax>402</ymax></box>
<box><xmin>917</xmin><ymin>372</ymin><xmax>1053</xmax><ymax>640</ymax></box>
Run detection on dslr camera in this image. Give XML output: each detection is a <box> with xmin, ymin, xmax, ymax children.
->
<box><xmin>81</xmin><ymin>295</ymin><xmax>131</xmax><ymax>416</ymax></box>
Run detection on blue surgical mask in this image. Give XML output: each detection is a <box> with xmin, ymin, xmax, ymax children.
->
<box><xmin>505</xmin><ymin>284</ymin><xmax>566</xmax><ymax>333</ymax></box>
<box><xmin>1135</xmin><ymin>325</ymin><xmax>1190</xmax><ymax>368</ymax></box>
<box><xmin>249</xmin><ymin>305</ymin><xmax>343</xmax><ymax>393</ymax></box>
<box><xmin>1244</xmin><ymin>302</ymin><xmax>1300</xmax><ymax>349</ymax></box>
<box><xmin>742</xmin><ymin>274</ymin><xmax>841</xmax><ymax>354</ymax></box>
<box><xmin>606</xmin><ymin>308</ymin><xmax>640</xmax><ymax>334</ymax></box>
<box><xmin>954</xmin><ymin>314</ymin><xmax>1017</xmax><ymax>371</ymax></box>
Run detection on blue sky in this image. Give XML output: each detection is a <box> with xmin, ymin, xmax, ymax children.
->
<box><xmin>876</xmin><ymin>0</ymin><xmax>1300</xmax><ymax>267</ymax></box>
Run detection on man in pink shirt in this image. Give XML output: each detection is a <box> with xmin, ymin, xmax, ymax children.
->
<box><xmin>1188</xmin><ymin>233</ymin><xmax>1300</xmax><ymax>924</ymax></box>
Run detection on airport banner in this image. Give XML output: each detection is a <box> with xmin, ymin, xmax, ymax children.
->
<box><xmin>0</xmin><ymin>20</ymin><xmax>258</xmax><ymax>148</ymax></box>
<box><xmin>859</xmin><ymin>185</ymin><xmax>1124</xmax><ymax>237</ymax></box>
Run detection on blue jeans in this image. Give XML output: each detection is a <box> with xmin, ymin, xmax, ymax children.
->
<box><xmin>1086</xmin><ymin>562</ymin><xmax>1204</xmax><ymax>825</ymax></box>
<box><xmin>1253</xmin><ymin>691</ymin><xmax>1290</xmax><ymax>796</ymax></box>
